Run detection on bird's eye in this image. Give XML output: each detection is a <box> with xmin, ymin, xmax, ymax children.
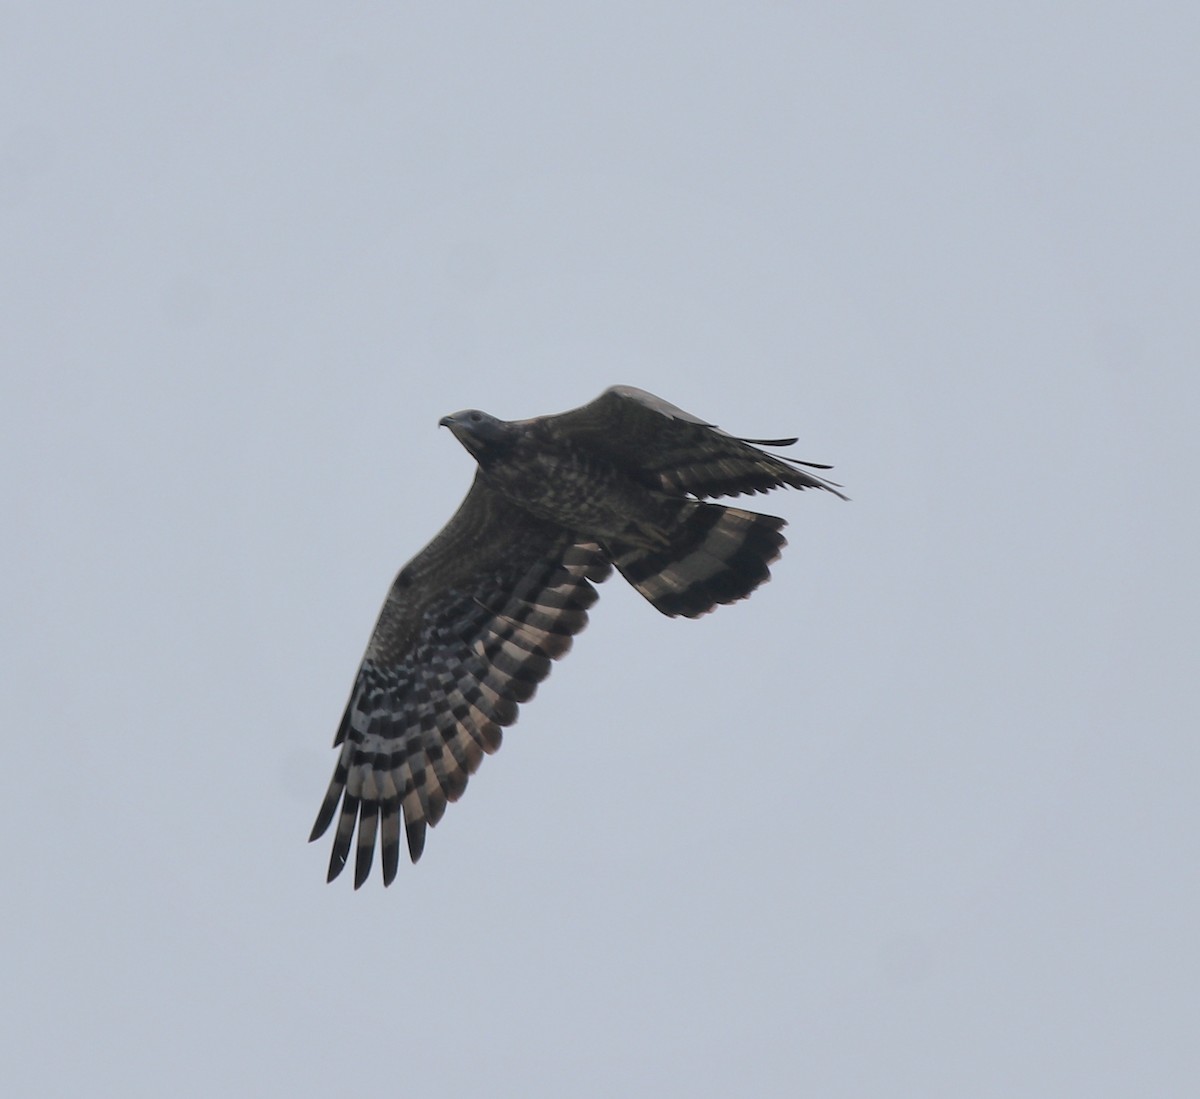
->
<box><xmin>470</xmin><ymin>411</ymin><xmax>483</xmax><ymax>423</ymax></box>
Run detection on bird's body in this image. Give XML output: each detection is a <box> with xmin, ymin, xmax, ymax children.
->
<box><xmin>470</xmin><ymin>424</ymin><xmax>656</xmax><ymax>543</ymax></box>
<box><xmin>311</xmin><ymin>385</ymin><xmax>845</xmax><ymax>886</ymax></box>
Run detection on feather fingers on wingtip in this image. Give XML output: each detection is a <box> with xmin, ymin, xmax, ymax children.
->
<box><xmin>354</xmin><ymin>803</ymin><xmax>379</xmax><ymax>889</ymax></box>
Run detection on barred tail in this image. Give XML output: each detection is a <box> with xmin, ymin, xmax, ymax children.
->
<box><xmin>607</xmin><ymin>502</ymin><xmax>787</xmax><ymax>618</ymax></box>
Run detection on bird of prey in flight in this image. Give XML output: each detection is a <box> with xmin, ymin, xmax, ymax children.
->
<box><xmin>311</xmin><ymin>385</ymin><xmax>845</xmax><ymax>886</ymax></box>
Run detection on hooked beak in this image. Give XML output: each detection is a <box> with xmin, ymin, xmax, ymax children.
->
<box><xmin>439</xmin><ymin>413</ymin><xmax>472</xmax><ymax>447</ymax></box>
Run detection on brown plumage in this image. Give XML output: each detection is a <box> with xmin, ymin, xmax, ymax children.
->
<box><xmin>310</xmin><ymin>385</ymin><xmax>845</xmax><ymax>886</ymax></box>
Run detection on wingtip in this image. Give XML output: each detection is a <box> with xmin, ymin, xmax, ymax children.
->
<box><xmin>738</xmin><ymin>434</ymin><xmax>800</xmax><ymax>448</ymax></box>
<box><xmin>407</xmin><ymin>820</ymin><xmax>427</xmax><ymax>864</ymax></box>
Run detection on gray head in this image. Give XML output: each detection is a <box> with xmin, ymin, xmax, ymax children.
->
<box><xmin>439</xmin><ymin>409</ymin><xmax>517</xmax><ymax>464</ymax></box>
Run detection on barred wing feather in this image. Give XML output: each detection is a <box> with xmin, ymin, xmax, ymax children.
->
<box><xmin>310</xmin><ymin>478</ymin><xmax>611</xmax><ymax>887</ymax></box>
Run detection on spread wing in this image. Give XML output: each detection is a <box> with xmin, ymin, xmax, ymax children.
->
<box><xmin>534</xmin><ymin>384</ymin><xmax>848</xmax><ymax>500</ymax></box>
<box><xmin>310</xmin><ymin>473</ymin><xmax>611</xmax><ymax>887</ymax></box>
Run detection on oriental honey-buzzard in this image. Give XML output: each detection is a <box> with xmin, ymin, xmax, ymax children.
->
<box><xmin>311</xmin><ymin>385</ymin><xmax>845</xmax><ymax>886</ymax></box>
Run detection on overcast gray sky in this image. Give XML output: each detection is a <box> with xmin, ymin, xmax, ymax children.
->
<box><xmin>4</xmin><ymin>3</ymin><xmax>1197</xmax><ymax>1096</ymax></box>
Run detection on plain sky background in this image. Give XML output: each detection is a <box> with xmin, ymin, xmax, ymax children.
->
<box><xmin>3</xmin><ymin>4</ymin><xmax>1197</xmax><ymax>1096</ymax></box>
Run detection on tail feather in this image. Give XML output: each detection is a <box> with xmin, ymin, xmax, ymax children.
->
<box><xmin>607</xmin><ymin>502</ymin><xmax>786</xmax><ymax>618</ymax></box>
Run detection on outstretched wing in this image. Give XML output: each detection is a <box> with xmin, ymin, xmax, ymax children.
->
<box><xmin>310</xmin><ymin>473</ymin><xmax>611</xmax><ymax>887</ymax></box>
<box><xmin>534</xmin><ymin>385</ymin><xmax>848</xmax><ymax>501</ymax></box>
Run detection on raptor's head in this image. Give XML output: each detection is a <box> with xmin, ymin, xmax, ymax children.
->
<box><xmin>439</xmin><ymin>409</ymin><xmax>517</xmax><ymax>464</ymax></box>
